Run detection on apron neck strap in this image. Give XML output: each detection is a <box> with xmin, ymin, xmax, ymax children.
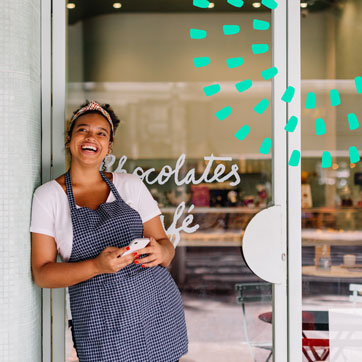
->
<box><xmin>99</xmin><ymin>170</ymin><xmax>122</xmax><ymax>202</ymax></box>
<box><xmin>65</xmin><ymin>170</ymin><xmax>77</xmax><ymax>211</ymax></box>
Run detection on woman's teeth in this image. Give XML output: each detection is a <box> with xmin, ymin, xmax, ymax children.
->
<box><xmin>81</xmin><ymin>145</ymin><xmax>97</xmax><ymax>152</ymax></box>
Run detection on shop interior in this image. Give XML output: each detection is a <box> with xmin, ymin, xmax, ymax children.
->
<box><xmin>64</xmin><ymin>0</ymin><xmax>362</xmax><ymax>360</ymax></box>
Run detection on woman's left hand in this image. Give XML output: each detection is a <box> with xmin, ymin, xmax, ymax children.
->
<box><xmin>134</xmin><ymin>237</ymin><xmax>172</xmax><ymax>268</ymax></box>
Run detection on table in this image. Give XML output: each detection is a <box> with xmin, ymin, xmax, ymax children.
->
<box><xmin>259</xmin><ymin>310</ymin><xmax>330</xmax><ymax>362</ymax></box>
<box><xmin>302</xmin><ymin>265</ymin><xmax>362</xmax><ymax>295</ymax></box>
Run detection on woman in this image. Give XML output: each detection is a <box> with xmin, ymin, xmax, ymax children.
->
<box><xmin>30</xmin><ymin>100</ymin><xmax>188</xmax><ymax>362</ymax></box>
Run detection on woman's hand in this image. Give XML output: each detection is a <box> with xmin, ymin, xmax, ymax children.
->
<box><xmin>134</xmin><ymin>237</ymin><xmax>173</xmax><ymax>268</ymax></box>
<box><xmin>93</xmin><ymin>246</ymin><xmax>136</xmax><ymax>274</ymax></box>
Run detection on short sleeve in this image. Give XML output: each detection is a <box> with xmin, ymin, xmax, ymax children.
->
<box><xmin>135</xmin><ymin>178</ymin><xmax>161</xmax><ymax>223</ymax></box>
<box><xmin>30</xmin><ymin>192</ymin><xmax>56</xmax><ymax>237</ymax></box>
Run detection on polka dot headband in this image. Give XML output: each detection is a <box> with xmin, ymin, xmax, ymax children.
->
<box><xmin>70</xmin><ymin>100</ymin><xmax>114</xmax><ymax>138</ymax></box>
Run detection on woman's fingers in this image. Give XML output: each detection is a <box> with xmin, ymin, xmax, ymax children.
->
<box><xmin>135</xmin><ymin>255</ymin><xmax>157</xmax><ymax>265</ymax></box>
<box><xmin>135</xmin><ymin>248</ymin><xmax>150</xmax><ymax>257</ymax></box>
<box><xmin>114</xmin><ymin>246</ymin><xmax>130</xmax><ymax>258</ymax></box>
<box><xmin>140</xmin><ymin>260</ymin><xmax>159</xmax><ymax>268</ymax></box>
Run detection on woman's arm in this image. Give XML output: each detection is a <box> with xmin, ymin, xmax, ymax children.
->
<box><xmin>31</xmin><ymin>233</ymin><xmax>135</xmax><ymax>288</ymax></box>
<box><xmin>141</xmin><ymin>216</ymin><xmax>175</xmax><ymax>268</ymax></box>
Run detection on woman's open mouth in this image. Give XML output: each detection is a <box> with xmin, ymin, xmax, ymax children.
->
<box><xmin>80</xmin><ymin>143</ymin><xmax>99</xmax><ymax>154</ymax></box>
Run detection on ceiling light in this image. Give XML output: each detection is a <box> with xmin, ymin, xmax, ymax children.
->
<box><xmin>252</xmin><ymin>2</ymin><xmax>261</xmax><ymax>8</ymax></box>
<box><xmin>208</xmin><ymin>2</ymin><xmax>215</xmax><ymax>8</ymax></box>
<box><xmin>67</xmin><ymin>3</ymin><xmax>76</xmax><ymax>9</ymax></box>
<box><xmin>113</xmin><ymin>2</ymin><xmax>122</xmax><ymax>9</ymax></box>
<box><xmin>300</xmin><ymin>2</ymin><xmax>308</xmax><ymax>8</ymax></box>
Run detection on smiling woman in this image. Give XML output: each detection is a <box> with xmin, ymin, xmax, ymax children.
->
<box><xmin>30</xmin><ymin>100</ymin><xmax>188</xmax><ymax>362</ymax></box>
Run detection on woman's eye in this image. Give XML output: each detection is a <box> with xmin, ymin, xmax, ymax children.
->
<box><xmin>98</xmin><ymin>132</ymin><xmax>106</xmax><ymax>136</ymax></box>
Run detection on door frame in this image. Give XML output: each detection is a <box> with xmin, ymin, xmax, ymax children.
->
<box><xmin>41</xmin><ymin>1</ymin><xmax>302</xmax><ymax>361</ymax></box>
<box><xmin>41</xmin><ymin>1</ymin><xmax>67</xmax><ymax>361</ymax></box>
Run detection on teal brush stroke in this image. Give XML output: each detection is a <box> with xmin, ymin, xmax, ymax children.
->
<box><xmin>349</xmin><ymin>146</ymin><xmax>360</xmax><ymax>163</ymax></box>
<box><xmin>261</xmin><ymin>0</ymin><xmax>278</xmax><ymax>10</ymax></box>
<box><xmin>223</xmin><ymin>25</ymin><xmax>240</xmax><ymax>35</ymax></box>
<box><xmin>190</xmin><ymin>29</ymin><xmax>207</xmax><ymax>39</ymax></box>
<box><xmin>193</xmin><ymin>0</ymin><xmax>210</xmax><ymax>8</ymax></box>
<box><xmin>330</xmin><ymin>89</ymin><xmax>340</xmax><ymax>106</ymax></box>
<box><xmin>252</xmin><ymin>44</ymin><xmax>269</xmax><ymax>54</ymax></box>
<box><xmin>235</xmin><ymin>79</ymin><xmax>252</xmax><ymax>93</ymax></box>
<box><xmin>281</xmin><ymin>86</ymin><xmax>295</xmax><ymax>103</ymax></box>
<box><xmin>261</xmin><ymin>67</ymin><xmax>278</xmax><ymax>80</ymax></box>
<box><xmin>355</xmin><ymin>76</ymin><xmax>362</xmax><ymax>94</ymax></box>
<box><xmin>193</xmin><ymin>57</ymin><xmax>210</xmax><ymax>68</ymax></box>
<box><xmin>203</xmin><ymin>84</ymin><xmax>221</xmax><ymax>96</ymax></box>
<box><xmin>321</xmin><ymin>152</ymin><xmax>332</xmax><ymax>168</ymax></box>
<box><xmin>288</xmin><ymin>150</ymin><xmax>300</xmax><ymax>167</ymax></box>
<box><xmin>227</xmin><ymin>0</ymin><xmax>244</xmax><ymax>7</ymax></box>
<box><xmin>316</xmin><ymin>118</ymin><xmax>326</xmax><ymax>135</ymax></box>
<box><xmin>226</xmin><ymin>57</ymin><xmax>244</xmax><ymax>68</ymax></box>
<box><xmin>284</xmin><ymin>116</ymin><xmax>298</xmax><ymax>133</ymax></box>
<box><xmin>234</xmin><ymin>125</ymin><xmax>250</xmax><ymax>141</ymax></box>
<box><xmin>259</xmin><ymin>138</ymin><xmax>272</xmax><ymax>154</ymax></box>
<box><xmin>348</xmin><ymin>113</ymin><xmax>359</xmax><ymax>130</ymax></box>
<box><xmin>305</xmin><ymin>92</ymin><xmax>316</xmax><ymax>109</ymax></box>
<box><xmin>216</xmin><ymin>106</ymin><xmax>232</xmax><ymax>121</ymax></box>
<box><xmin>253</xmin><ymin>19</ymin><xmax>270</xmax><ymax>30</ymax></box>
<box><xmin>254</xmin><ymin>99</ymin><xmax>269</xmax><ymax>114</ymax></box>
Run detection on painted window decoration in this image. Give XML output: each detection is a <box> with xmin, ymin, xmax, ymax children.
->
<box><xmin>191</xmin><ymin>0</ymin><xmax>361</xmax><ymax>168</ymax></box>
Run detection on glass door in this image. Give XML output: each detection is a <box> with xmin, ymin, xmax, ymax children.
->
<box><xmin>44</xmin><ymin>0</ymin><xmax>301</xmax><ymax>361</ymax></box>
<box><xmin>300</xmin><ymin>1</ymin><xmax>362</xmax><ymax>361</ymax></box>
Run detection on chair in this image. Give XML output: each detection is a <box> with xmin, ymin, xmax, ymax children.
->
<box><xmin>236</xmin><ymin>283</ymin><xmax>330</xmax><ymax>362</ymax></box>
<box><xmin>235</xmin><ymin>282</ymin><xmax>273</xmax><ymax>362</ymax></box>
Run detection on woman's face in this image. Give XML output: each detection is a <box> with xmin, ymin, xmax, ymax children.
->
<box><xmin>66</xmin><ymin>112</ymin><xmax>112</xmax><ymax>166</ymax></box>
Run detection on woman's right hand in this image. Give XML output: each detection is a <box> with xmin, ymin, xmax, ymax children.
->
<box><xmin>93</xmin><ymin>246</ymin><xmax>136</xmax><ymax>274</ymax></box>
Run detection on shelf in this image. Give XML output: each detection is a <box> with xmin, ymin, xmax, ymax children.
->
<box><xmin>302</xmin><ymin>208</ymin><xmax>362</xmax><ymax>213</ymax></box>
<box><xmin>161</xmin><ymin>207</ymin><xmax>263</xmax><ymax>214</ymax></box>
<box><xmin>176</xmin><ymin>229</ymin><xmax>362</xmax><ymax>247</ymax></box>
<box><xmin>161</xmin><ymin>206</ymin><xmax>362</xmax><ymax>214</ymax></box>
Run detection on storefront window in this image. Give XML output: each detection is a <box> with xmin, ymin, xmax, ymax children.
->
<box><xmin>301</xmin><ymin>0</ymin><xmax>362</xmax><ymax>360</ymax></box>
<box><xmin>66</xmin><ymin>1</ymin><xmax>273</xmax><ymax>361</ymax></box>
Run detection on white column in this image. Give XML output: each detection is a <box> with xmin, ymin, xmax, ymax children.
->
<box><xmin>287</xmin><ymin>0</ymin><xmax>302</xmax><ymax>361</ymax></box>
<box><xmin>272</xmin><ymin>0</ymin><xmax>288</xmax><ymax>361</ymax></box>
<box><xmin>0</xmin><ymin>0</ymin><xmax>42</xmax><ymax>361</ymax></box>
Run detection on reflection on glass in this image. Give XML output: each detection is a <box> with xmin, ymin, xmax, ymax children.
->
<box><xmin>66</xmin><ymin>2</ymin><xmax>273</xmax><ymax>361</ymax></box>
<box><xmin>301</xmin><ymin>0</ymin><xmax>362</xmax><ymax>360</ymax></box>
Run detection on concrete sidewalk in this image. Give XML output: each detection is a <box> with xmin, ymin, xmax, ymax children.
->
<box><xmin>180</xmin><ymin>293</ymin><xmax>272</xmax><ymax>362</ymax></box>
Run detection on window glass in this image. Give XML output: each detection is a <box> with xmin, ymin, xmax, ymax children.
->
<box><xmin>66</xmin><ymin>2</ymin><xmax>273</xmax><ymax>360</ymax></box>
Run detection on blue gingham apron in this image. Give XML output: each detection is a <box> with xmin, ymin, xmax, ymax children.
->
<box><xmin>65</xmin><ymin>170</ymin><xmax>188</xmax><ymax>362</ymax></box>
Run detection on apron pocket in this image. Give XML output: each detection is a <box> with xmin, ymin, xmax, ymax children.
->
<box><xmin>101</xmin><ymin>272</ymin><xmax>153</xmax><ymax>331</ymax></box>
<box><xmin>69</xmin><ymin>282</ymin><xmax>104</xmax><ymax>340</ymax></box>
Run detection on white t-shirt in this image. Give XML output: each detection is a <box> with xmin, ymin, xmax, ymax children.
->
<box><xmin>30</xmin><ymin>172</ymin><xmax>161</xmax><ymax>319</ymax></box>
<box><xmin>30</xmin><ymin>172</ymin><xmax>161</xmax><ymax>261</ymax></box>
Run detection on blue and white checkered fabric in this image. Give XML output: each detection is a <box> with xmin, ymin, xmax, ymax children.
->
<box><xmin>66</xmin><ymin>170</ymin><xmax>188</xmax><ymax>362</ymax></box>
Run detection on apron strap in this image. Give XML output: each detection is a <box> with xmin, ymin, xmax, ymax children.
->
<box><xmin>65</xmin><ymin>169</ymin><xmax>77</xmax><ymax>211</ymax></box>
<box><xmin>100</xmin><ymin>171</ymin><xmax>122</xmax><ymax>202</ymax></box>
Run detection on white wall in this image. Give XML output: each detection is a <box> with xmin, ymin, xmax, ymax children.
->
<box><xmin>0</xmin><ymin>0</ymin><xmax>42</xmax><ymax>360</ymax></box>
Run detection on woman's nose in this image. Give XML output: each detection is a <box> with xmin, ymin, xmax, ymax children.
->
<box><xmin>85</xmin><ymin>131</ymin><xmax>96</xmax><ymax>139</ymax></box>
